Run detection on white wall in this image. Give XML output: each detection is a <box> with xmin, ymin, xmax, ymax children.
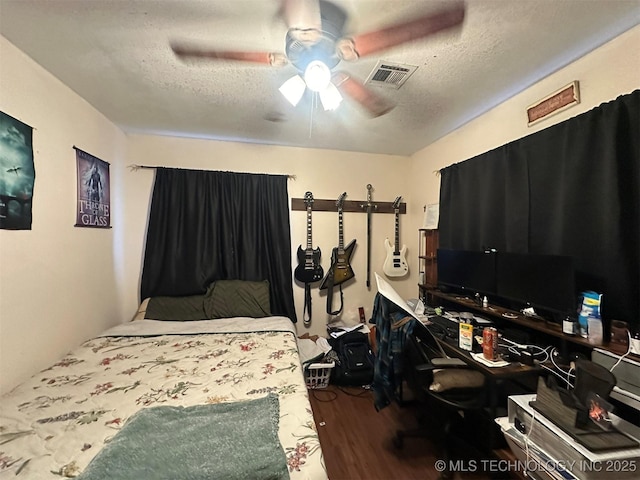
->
<box><xmin>406</xmin><ymin>24</ymin><xmax>640</xmax><ymax>284</ymax></box>
<box><xmin>124</xmin><ymin>135</ymin><xmax>411</xmax><ymax>337</ymax></box>
<box><xmin>0</xmin><ymin>36</ymin><xmax>128</xmax><ymax>395</ymax></box>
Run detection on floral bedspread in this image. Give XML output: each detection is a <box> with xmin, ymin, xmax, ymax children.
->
<box><xmin>0</xmin><ymin>317</ymin><xmax>327</xmax><ymax>479</ymax></box>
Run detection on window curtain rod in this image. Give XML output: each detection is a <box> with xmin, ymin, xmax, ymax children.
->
<box><xmin>127</xmin><ymin>164</ymin><xmax>296</xmax><ymax>180</ymax></box>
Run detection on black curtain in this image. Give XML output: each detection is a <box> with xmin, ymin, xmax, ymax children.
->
<box><xmin>439</xmin><ymin>90</ymin><xmax>639</xmax><ymax>329</ymax></box>
<box><xmin>140</xmin><ymin>168</ymin><xmax>297</xmax><ymax>322</ymax></box>
<box><xmin>438</xmin><ymin>144</ymin><xmax>529</xmax><ymax>253</ymax></box>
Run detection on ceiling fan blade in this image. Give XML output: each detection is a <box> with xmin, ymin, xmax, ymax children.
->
<box><xmin>347</xmin><ymin>1</ymin><xmax>466</xmax><ymax>59</ymax></box>
<box><xmin>280</xmin><ymin>0</ymin><xmax>322</xmax><ymax>43</ymax></box>
<box><xmin>171</xmin><ymin>42</ymin><xmax>287</xmax><ymax>66</ymax></box>
<box><xmin>331</xmin><ymin>71</ymin><xmax>395</xmax><ymax>118</ymax></box>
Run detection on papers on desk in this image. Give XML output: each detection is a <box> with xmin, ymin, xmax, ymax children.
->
<box><xmin>375</xmin><ymin>273</ymin><xmax>423</xmax><ymax>322</ymax></box>
<box><xmin>470</xmin><ymin>351</ymin><xmax>510</xmax><ymax>368</ymax></box>
<box><xmin>474</xmin><ymin>316</ymin><xmax>493</xmax><ymax>325</ymax></box>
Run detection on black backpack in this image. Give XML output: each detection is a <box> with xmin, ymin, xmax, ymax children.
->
<box><xmin>329</xmin><ymin>331</ymin><xmax>374</xmax><ymax>386</ymax></box>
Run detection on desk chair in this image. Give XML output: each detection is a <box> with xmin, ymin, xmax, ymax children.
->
<box><xmin>395</xmin><ymin>324</ymin><xmax>487</xmax><ymax>480</ymax></box>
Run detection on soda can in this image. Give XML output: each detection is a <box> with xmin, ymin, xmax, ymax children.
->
<box><xmin>483</xmin><ymin>327</ymin><xmax>498</xmax><ymax>361</ymax></box>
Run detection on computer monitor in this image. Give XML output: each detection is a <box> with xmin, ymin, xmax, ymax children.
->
<box><xmin>437</xmin><ymin>248</ymin><xmax>497</xmax><ymax>296</ymax></box>
<box><xmin>496</xmin><ymin>251</ymin><xmax>576</xmax><ymax>318</ymax></box>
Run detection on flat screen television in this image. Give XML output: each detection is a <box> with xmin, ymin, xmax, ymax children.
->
<box><xmin>437</xmin><ymin>248</ymin><xmax>497</xmax><ymax>296</ymax></box>
<box><xmin>496</xmin><ymin>251</ymin><xmax>576</xmax><ymax>318</ymax></box>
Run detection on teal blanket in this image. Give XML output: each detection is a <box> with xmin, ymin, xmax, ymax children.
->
<box><xmin>77</xmin><ymin>394</ymin><xmax>289</xmax><ymax>480</ymax></box>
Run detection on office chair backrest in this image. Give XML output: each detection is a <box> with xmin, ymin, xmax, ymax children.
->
<box><xmin>402</xmin><ymin>332</ymin><xmax>434</xmax><ymax>401</ymax></box>
<box><xmin>412</xmin><ymin>318</ymin><xmax>448</xmax><ymax>358</ymax></box>
<box><xmin>403</xmin><ymin>325</ymin><xmax>486</xmax><ymax>408</ymax></box>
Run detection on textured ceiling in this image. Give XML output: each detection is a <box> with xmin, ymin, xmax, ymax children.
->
<box><xmin>1</xmin><ymin>0</ymin><xmax>639</xmax><ymax>156</ymax></box>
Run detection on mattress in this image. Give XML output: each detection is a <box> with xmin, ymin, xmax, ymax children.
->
<box><xmin>0</xmin><ymin>317</ymin><xmax>327</xmax><ymax>479</ymax></box>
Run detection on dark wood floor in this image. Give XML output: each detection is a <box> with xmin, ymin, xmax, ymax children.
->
<box><xmin>307</xmin><ymin>385</ymin><xmax>500</xmax><ymax>480</ymax></box>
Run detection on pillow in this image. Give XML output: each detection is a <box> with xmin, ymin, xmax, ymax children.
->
<box><xmin>144</xmin><ymin>294</ymin><xmax>207</xmax><ymax>321</ymax></box>
<box><xmin>429</xmin><ymin>369</ymin><xmax>485</xmax><ymax>393</ymax></box>
<box><xmin>203</xmin><ymin>280</ymin><xmax>271</xmax><ymax>319</ymax></box>
<box><xmin>132</xmin><ymin>298</ymin><xmax>151</xmax><ymax>321</ymax></box>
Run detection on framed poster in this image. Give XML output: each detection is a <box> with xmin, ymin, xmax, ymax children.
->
<box><xmin>0</xmin><ymin>111</ymin><xmax>35</xmax><ymax>230</ymax></box>
<box><xmin>75</xmin><ymin>147</ymin><xmax>111</xmax><ymax>228</ymax></box>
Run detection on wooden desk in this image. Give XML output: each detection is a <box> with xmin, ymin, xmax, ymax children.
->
<box><xmin>435</xmin><ymin>334</ymin><xmax>538</xmax><ymax>379</ymax></box>
<box><xmin>424</xmin><ymin>288</ymin><xmax>632</xmax><ymax>357</ymax></box>
<box><xmin>415</xmin><ymin>319</ymin><xmax>541</xmax><ymax>448</ymax></box>
<box><xmin>416</xmin><ymin>319</ymin><xmax>540</xmax><ymax>380</ymax></box>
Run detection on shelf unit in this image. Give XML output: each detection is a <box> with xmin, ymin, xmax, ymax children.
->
<box><xmin>418</xmin><ymin>229</ymin><xmax>438</xmax><ymax>299</ymax></box>
<box><xmin>425</xmin><ymin>288</ymin><xmax>631</xmax><ymax>357</ymax></box>
<box><xmin>416</xmin><ymin>229</ymin><xmax>633</xmax><ymax>358</ymax></box>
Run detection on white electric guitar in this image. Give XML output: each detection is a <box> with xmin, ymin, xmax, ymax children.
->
<box><xmin>383</xmin><ymin>196</ymin><xmax>409</xmax><ymax>277</ymax></box>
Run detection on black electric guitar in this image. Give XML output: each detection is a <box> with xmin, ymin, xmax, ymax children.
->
<box><xmin>294</xmin><ymin>192</ymin><xmax>323</xmax><ymax>283</ymax></box>
<box><xmin>320</xmin><ymin>192</ymin><xmax>356</xmax><ymax>289</ymax></box>
<box><xmin>383</xmin><ymin>196</ymin><xmax>409</xmax><ymax>277</ymax></box>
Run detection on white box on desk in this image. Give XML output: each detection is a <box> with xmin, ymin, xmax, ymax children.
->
<box><xmin>505</xmin><ymin>394</ymin><xmax>640</xmax><ymax>480</ymax></box>
<box><xmin>591</xmin><ymin>349</ymin><xmax>640</xmax><ymax>410</ymax></box>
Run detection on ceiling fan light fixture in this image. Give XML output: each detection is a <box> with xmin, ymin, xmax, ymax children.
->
<box><xmin>279</xmin><ymin>74</ymin><xmax>306</xmax><ymax>106</ymax></box>
<box><xmin>319</xmin><ymin>83</ymin><xmax>343</xmax><ymax>111</ymax></box>
<box><xmin>304</xmin><ymin>60</ymin><xmax>331</xmax><ymax>92</ymax></box>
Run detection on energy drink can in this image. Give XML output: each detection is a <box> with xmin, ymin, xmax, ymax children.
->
<box><xmin>483</xmin><ymin>327</ymin><xmax>498</xmax><ymax>361</ymax></box>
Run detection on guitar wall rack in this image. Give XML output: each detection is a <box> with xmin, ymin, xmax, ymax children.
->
<box><xmin>291</xmin><ymin>198</ymin><xmax>406</xmax><ymax>214</ymax></box>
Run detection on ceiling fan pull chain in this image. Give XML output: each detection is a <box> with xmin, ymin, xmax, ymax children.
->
<box><xmin>308</xmin><ymin>93</ymin><xmax>316</xmax><ymax>138</ymax></box>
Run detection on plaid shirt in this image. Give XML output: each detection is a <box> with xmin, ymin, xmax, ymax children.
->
<box><xmin>370</xmin><ymin>293</ymin><xmax>416</xmax><ymax>411</ymax></box>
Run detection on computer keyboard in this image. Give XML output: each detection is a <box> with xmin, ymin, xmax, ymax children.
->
<box><xmin>426</xmin><ymin>315</ymin><xmax>459</xmax><ymax>340</ymax></box>
<box><xmin>426</xmin><ymin>315</ymin><xmax>488</xmax><ymax>349</ymax></box>
<box><xmin>428</xmin><ymin>314</ymin><xmax>458</xmax><ymax>328</ymax></box>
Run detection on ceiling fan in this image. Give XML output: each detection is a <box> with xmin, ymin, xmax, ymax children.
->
<box><xmin>171</xmin><ymin>0</ymin><xmax>466</xmax><ymax>118</ymax></box>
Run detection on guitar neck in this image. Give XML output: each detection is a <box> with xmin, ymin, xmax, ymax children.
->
<box><xmin>306</xmin><ymin>205</ymin><xmax>313</xmax><ymax>251</ymax></box>
<box><xmin>394</xmin><ymin>209</ymin><xmax>400</xmax><ymax>253</ymax></box>
<box><xmin>337</xmin><ymin>208</ymin><xmax>345</xmax><ymax>254</ymax></box>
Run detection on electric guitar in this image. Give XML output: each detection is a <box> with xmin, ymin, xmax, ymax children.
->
<box><xmin>294</xmin><ymin>192</ymin><xmax>323</xmax><ymax>283</ymax></box>
<box><xmin>383</xmin><ymin>196</ymin><xmax>409</xmax><ymax>277</ymax></box>
<box><xmin>320</xmin><ymin>192</ymin><xmax>356</xmax><ymax>289</ymax></box>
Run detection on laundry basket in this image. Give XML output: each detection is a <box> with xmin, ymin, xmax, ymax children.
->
<box><xmin>304</xmin><ymin>362</ymin><xmax>335</xmax><ymax>389</ymax></box>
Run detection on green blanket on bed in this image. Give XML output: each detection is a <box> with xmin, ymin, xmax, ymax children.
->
<box><xmin>77</xmin><ymin>394</ymin><xmax>289</xmax><ymax>480</ymax></box>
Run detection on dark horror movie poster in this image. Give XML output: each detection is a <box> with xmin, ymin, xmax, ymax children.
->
<box><xmin>0</xmin><ymin>111</ymin><xmax>35</xmax><ymax>230</ymax></box>
<box><xmin>75</xmin><ymin>148</ymin><xmax>111</xmax><ymax>228</ymax></box>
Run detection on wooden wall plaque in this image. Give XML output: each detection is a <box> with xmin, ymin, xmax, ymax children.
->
<box><xmin>527</xmin><ymin>81</ymin><xmax>580</xmax><ymax>126</ymax></box>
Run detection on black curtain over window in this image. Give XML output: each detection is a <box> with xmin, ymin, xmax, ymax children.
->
<box><xmin>439</xmin><ymin>90</ymin><xmax>639</xmax><ymax>328</ymax></box>
<box><xmin>140</xmin><ymin>168</ymin><xmax>297</xmax><ymax>322</ymax></box>
<box><xmin>438</xmin><ymin>144</ymin><xmax>529</xmax><ymax>253</ymax></box>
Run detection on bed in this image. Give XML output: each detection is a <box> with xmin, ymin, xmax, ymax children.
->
<box><xmin>0</xmin><ymin>283</ymin><xmax>328</xmax><ymax>479</ymax></box>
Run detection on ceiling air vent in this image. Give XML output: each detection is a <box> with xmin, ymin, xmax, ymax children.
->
<box><xmin>364</xmin><ymin>61</ymin><xmax>418</xmax><ymax>89</ymax></box>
